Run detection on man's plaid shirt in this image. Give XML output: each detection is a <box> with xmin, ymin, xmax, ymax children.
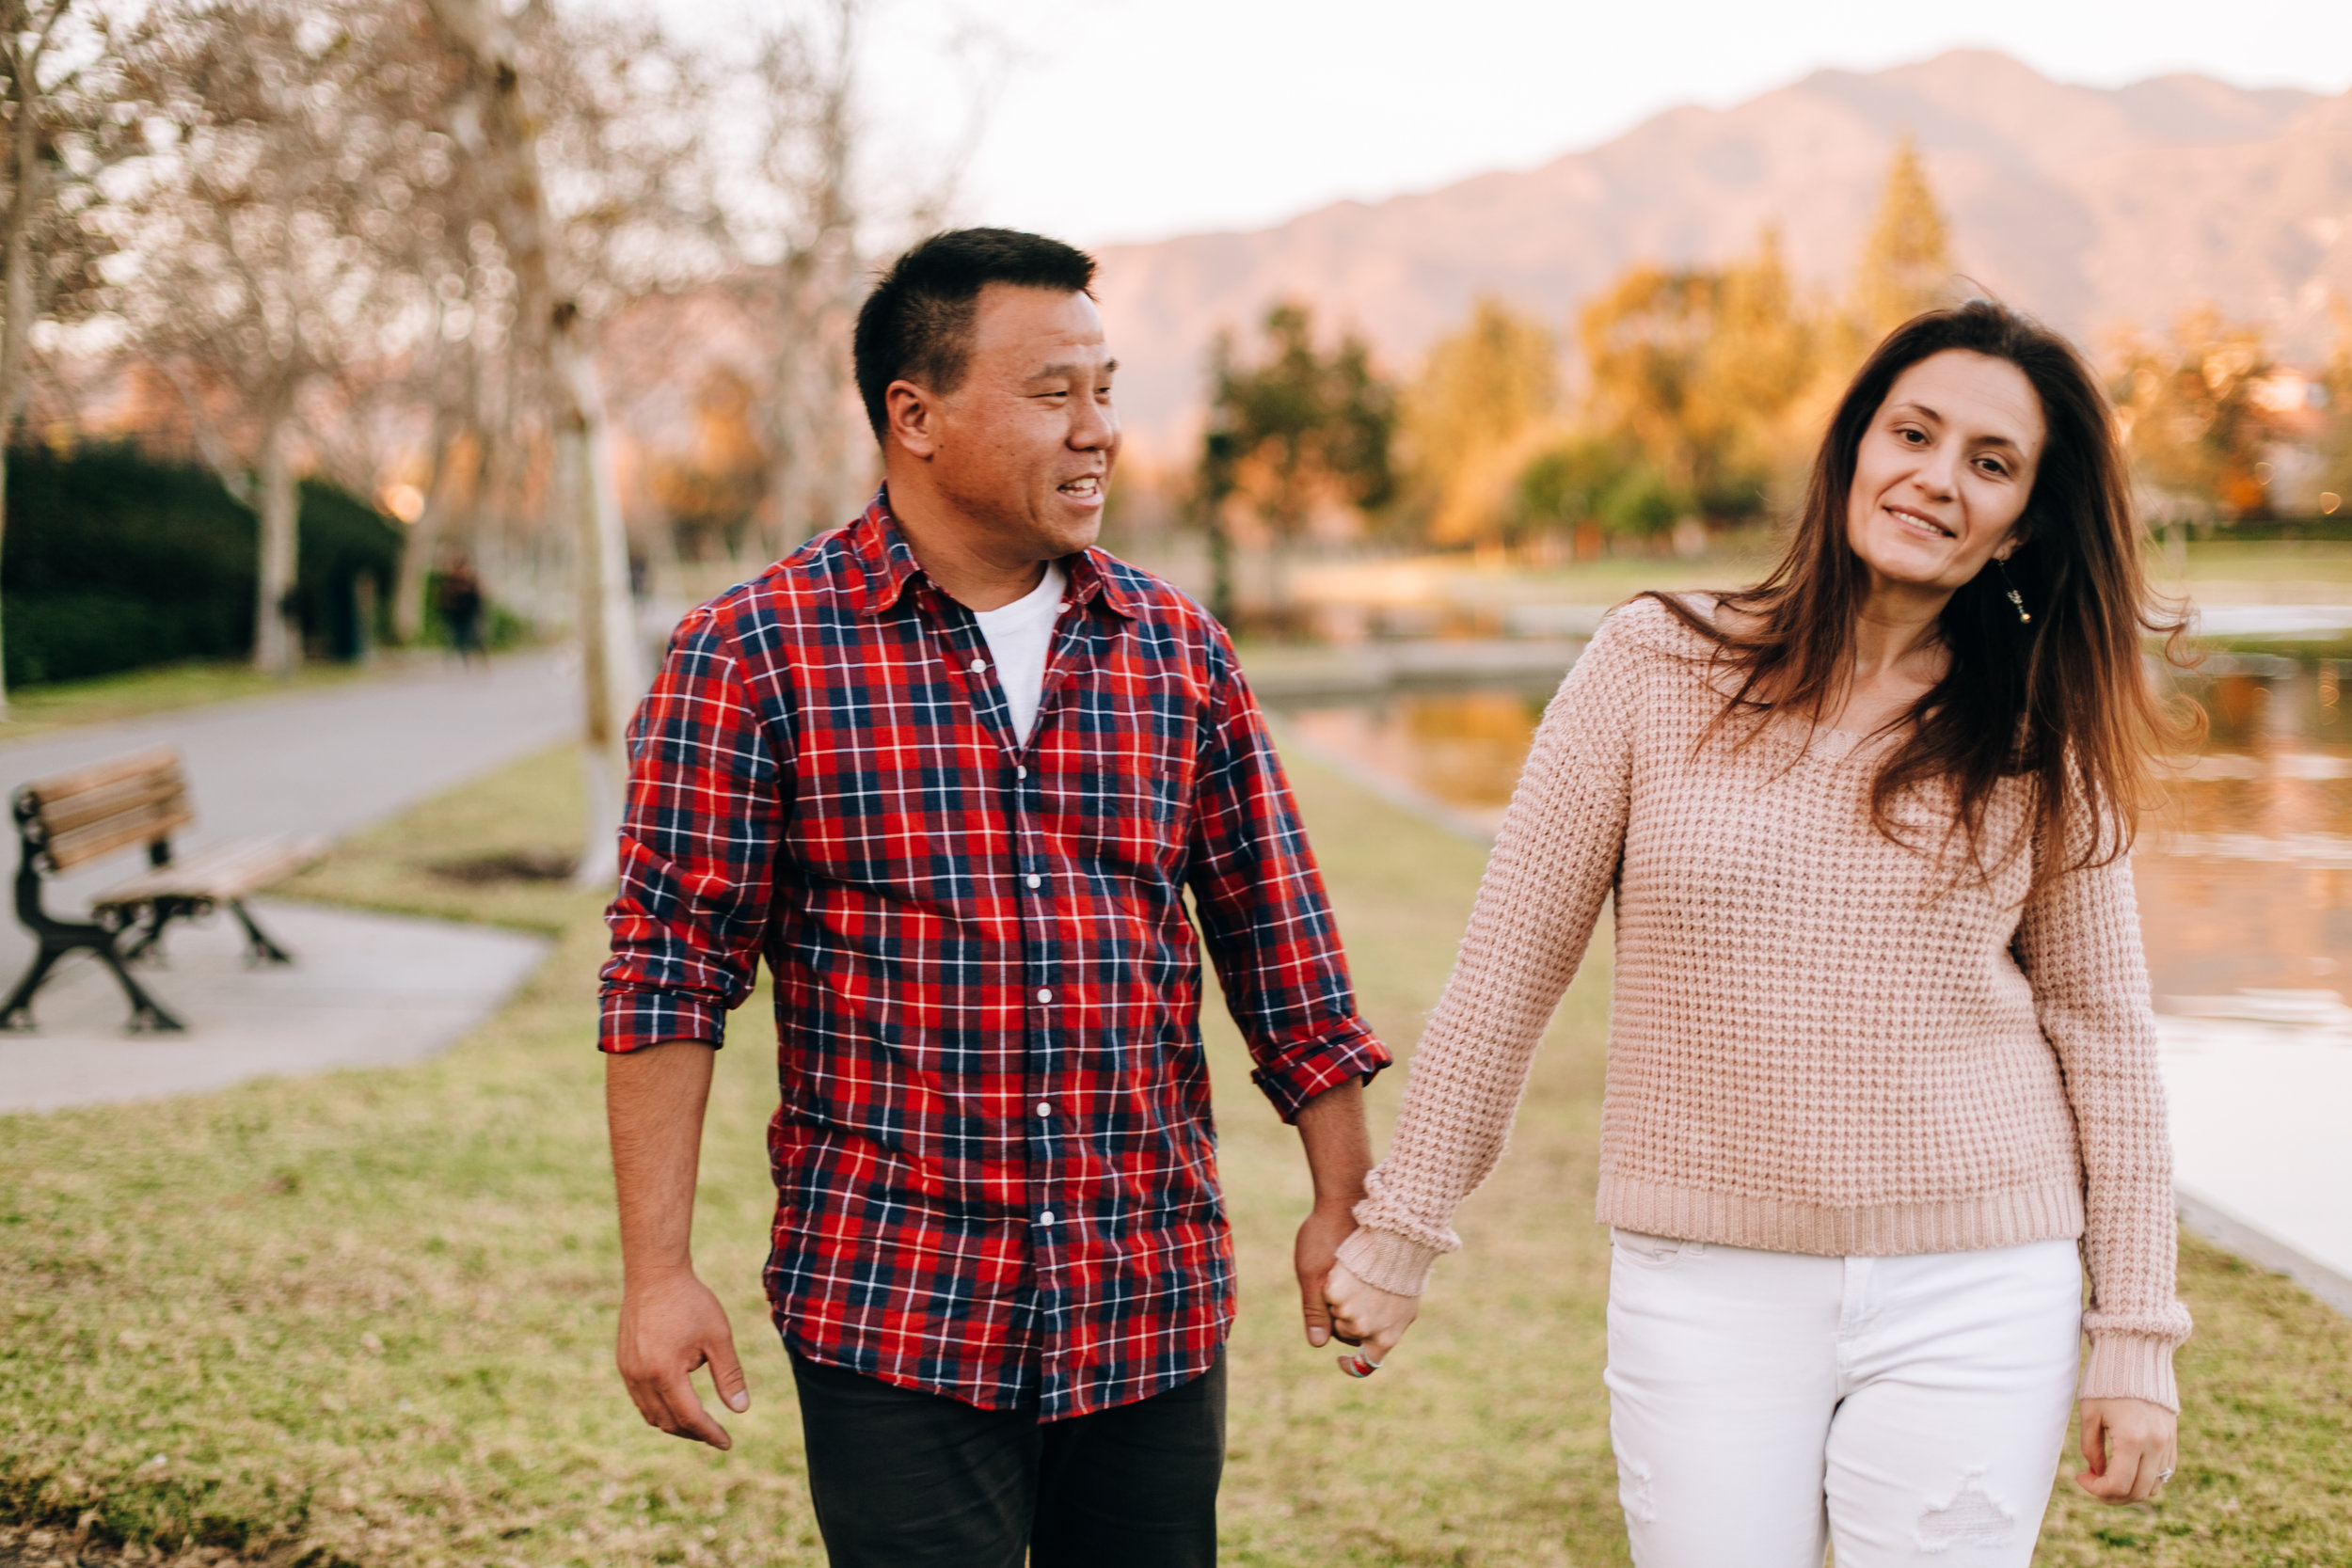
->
<box><xmin>599</xmin><ymin>494</ymin><xmax>1390</xmax><ymax>1419</ymax></box>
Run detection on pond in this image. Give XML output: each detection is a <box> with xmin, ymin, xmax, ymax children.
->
<box><xmin>1278</xmin><ymin>657</ymin><xmax>2352</xmax><ymax>1009</ymax></box>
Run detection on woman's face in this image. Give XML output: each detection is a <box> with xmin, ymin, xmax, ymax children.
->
<box><xmin>1845</xmin><ymin>348</ymin><xmax>2047</xmax><ymax>595</ymax></box>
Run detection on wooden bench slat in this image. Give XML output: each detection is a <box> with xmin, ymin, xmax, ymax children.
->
<box><xmin>46</xmin><ymin>802</ymin><xmax>197</xmax><ymax>871</ymax></box>
<box><xmin>19</xmin><ymin>746</ymin><xmax>183</xmax><ymax>807</ymax></box>
<box><xmin>91</xmin><ymin>834</ymin><xmax>326</xmax><ymax>907</ymax></box>
<box><xmin>39</xmin><ymin>773</ymin><xmax>187</xmax><ymax>837</ymax></box>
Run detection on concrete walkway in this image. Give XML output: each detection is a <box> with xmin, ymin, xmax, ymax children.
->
<box><xmin>2157</xmin><ymin>1005</ymin><xmax>2352</xmax><ymax>1315</ymax></box>
<box><xmin>0</xmin><ymin>652</ymin><xmax>578</xmax><ymax>1115</ymax></box>
<box><xmin>0</xmin><ymin>899</ymin><xmax>548</xmax><ymax>1115</ymax></box>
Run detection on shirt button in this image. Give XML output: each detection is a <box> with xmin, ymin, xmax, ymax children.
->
<box><xmin>1039</xmin><ymin>1211</ymin><xmax>1056</xmax><ymax>1226</ymax></box>
<box><xmin>1036</xmin><ymin>1100</ymin><xmax>1054</xmax><ymax>1117</ymax></box>
<box><xmin>1025</xmin><ymin>874</ymin><xmax>1041</xmax><ymax>889</ymax></box>
<box><xmin>1016</xmin><ymin>765</ymin><xmax>1027</xmax><ymax>779</ymax></box>
<box><xmin>971</xmin><ymin>657</ymin><xmax>988</xmax><ymax>673</ymax></box>
<box><xmin>1036</xmin><ymin>988</ymin><xmax>1053</xmax><ymax>1004</ymax></box>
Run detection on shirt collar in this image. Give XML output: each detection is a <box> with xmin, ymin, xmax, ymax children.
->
<box><xmin>851</xmin><ymin>487</ymin><xmax>1136</xmax><ymax>623</ymax></box>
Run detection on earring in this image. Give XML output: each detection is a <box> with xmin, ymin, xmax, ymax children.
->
<box><xmin>1995</xmin><ymin>557</ymin><xmax>2031</xmax><ymax>625</ymax></box>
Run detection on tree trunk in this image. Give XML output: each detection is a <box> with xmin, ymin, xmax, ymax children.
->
<box><xmin>252</xmin><ymin>405</ymin><xmax>300</xmax><ymax>676</ymax></box>
<box><xmin>422</xmin><ymin>0</ymin><xmax>642</xmax><ymax>887</ymax></box>
<box><xmin>0</xmin><ymin>13</ymin><xmax>41</xmax><ymax>718</ymax></box>
<box><xmin>554</xmin><ymin>308</ymin><xmax>641</xmax><ymax>887</ymax></box>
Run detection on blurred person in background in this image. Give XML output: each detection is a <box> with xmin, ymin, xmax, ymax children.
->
<box><xmin>437</xmin><ymin>554</ymin><xmax>485</xmax><ymax>666</ymax></box>
<box><xmin>1324</xmin><ymin>300</ymin><xmax>2191</xmax><ymax>1566</ymax></box>
<box><xmin>596</xmin><ymin>228</ymin><xmax>1389</xmax><ymax>1567</ymax></box>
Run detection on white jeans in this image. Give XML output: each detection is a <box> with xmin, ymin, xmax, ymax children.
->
<box><xmin>1605</xmin><ymin>1230</ymin><xmax>2083</xmax><ymax>1567</ymax></box>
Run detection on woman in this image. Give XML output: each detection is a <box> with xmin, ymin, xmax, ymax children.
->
<box><xmin>1324</xmin><ymin>300</ymin><xmax>2192</xmax><ymax>1566</ymax></box>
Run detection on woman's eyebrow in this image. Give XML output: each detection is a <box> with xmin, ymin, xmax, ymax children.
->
<box><xmin>1894</xmin><ymin>400</ymin><xmax>2026</xmax><ymax>451</ymax></box>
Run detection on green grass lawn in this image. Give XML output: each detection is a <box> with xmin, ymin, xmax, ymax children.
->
<box><xmin>2</xmin><ymin>745</ymin><xmax>2348</xmax><ymax>1565</ymax></box>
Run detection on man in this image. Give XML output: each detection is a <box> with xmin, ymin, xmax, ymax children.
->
<box><xmin>598</xmin><ymin>227</ymin><xmax>1390</xmax><ymax>1567</ymax></box>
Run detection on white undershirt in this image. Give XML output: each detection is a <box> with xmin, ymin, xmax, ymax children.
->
<box><xmin>972</xmin><ymin>562</ymin><xmax>1067</xmax><ymax>744</ymax></box>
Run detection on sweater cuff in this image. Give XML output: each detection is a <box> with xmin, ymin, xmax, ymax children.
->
<box><xmin>2079</xmin><ymin>1332</ymin><xmax>2180</xmax><ymax>1412</ymax></box>
<box><xmin>1336</xmin><ymin>1225</ymin><xmax>1447</xmax><ymax>1297</ymax></box>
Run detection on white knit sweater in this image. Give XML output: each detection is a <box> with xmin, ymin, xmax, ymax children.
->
<box><xmin>1338</xmin><ymin>596</ymin><xmax>2191</xmax><ymax>1408</ymax></box>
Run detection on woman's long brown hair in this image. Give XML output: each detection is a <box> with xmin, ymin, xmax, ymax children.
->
<box><xmin>1645</xmin><ymin>299</ymin><xmax>2196</xmax><ymax>888</ymax></box>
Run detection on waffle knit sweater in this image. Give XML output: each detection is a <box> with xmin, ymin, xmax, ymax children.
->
<box><xmin>1337</xmin><ymin>596</ymin><xmax>2191</xmax><ymax>1409</ymax></box>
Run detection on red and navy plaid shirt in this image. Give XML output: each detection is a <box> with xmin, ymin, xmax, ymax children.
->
<box><xmin>599</xmin><ymin>493</ymin><xmax>1388</xmax><ymax>1419</ymax></box>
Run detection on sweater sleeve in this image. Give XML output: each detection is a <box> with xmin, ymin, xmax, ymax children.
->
<box><xmin>2012</xmin><ymin>834</ymin><xmax>2193</xmax><ymax>1410</ymax></box>
<box><xmin>1335</xmin><ymin>610</ymin><xmax>1645</xmax><ymax>1295</ymax></box>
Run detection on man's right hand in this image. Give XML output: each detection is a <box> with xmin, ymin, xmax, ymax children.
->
<box><xmin>616</xmin><ymin>1265</ymin><xmax>751</xmax><ymax>1449</ymax></box>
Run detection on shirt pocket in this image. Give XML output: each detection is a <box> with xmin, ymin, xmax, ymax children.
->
<box><xmin>1036</xmin><ymin>748</ymin><xmax>1192</xmax><ymax>877</ymax></box>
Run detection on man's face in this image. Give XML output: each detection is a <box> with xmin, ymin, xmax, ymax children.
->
<box><xmin>911</xmin><ymin>283</ymin><xmax>1120</xmax><ymax>560</ymax></box>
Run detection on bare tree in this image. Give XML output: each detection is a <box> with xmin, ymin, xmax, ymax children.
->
<box><xmin>714</xmin><ymin>0</ymin><xmax>1007</xmax><ymax>563</ymax></box>
<box><xmin>422</xmin><ymin>0</ymin><xmax>664</xmax><ymax>886</ymax></box>
<box><xmin>107</xmin><ymin>0</ymin><xmax>448</xmax><ymax>676</ymax></box>
<box><xmin>738</xmin><ymin>3</ymin><xmax>864</xmax><ymax>558</ymax></box>
<box><xmin>0</xmin><ymin>0</ymin><xmax>127</xmax><ymax>711</ymax></box>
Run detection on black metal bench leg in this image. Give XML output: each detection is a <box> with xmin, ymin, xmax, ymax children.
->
<box><xmin>119</xmin><ymin>902</ymin><xmax>172</xmax><ymax>963</ymax></box>
<box><xmin>0</xmin><ymin>943</ymin><xmax>65</xmax><ymax>1031</ymax></box>
<box><xmin>229</xmin><ymin>900</ymin><xmax>294</xmax><ymax>965</ymax></box>
<box><xmin>91</xmin><ymin>942</ymin><xmax>185</xmax><ymax>1032</ymax></box>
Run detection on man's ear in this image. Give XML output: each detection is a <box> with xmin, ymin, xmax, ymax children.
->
<box><xmin>886</xmin><ymin>379</ymin><xmax>942</xmax><ymax>461</ymax></box>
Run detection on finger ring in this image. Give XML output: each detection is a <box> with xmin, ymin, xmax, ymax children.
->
<box><xmin>1340</xmin><ymin>1352</ymin><xmax>1382</xmax><ymax>1378</ymax></box>
<box><xmin>2156</xmin><ymin>1468</ymin><xmax>2173</xmax><ymax>1483</ymax></box>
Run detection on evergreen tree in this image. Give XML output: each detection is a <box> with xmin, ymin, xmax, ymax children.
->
<box><xmin>1853</xmin><ymin>136</ymin><xmax>1955</xmax><ymax>337</ymax></box>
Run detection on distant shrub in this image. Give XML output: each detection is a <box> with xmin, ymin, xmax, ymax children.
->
<box><xmin>2</xmin><ymin>443</ymin><xmax>400</xmax><ymax>687</ymax></box>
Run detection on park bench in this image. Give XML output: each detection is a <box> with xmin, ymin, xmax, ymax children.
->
<box><xmin>0</xmin><ymin>747</ymin><xmax>324</xmax><ymax>1032</ymax></box>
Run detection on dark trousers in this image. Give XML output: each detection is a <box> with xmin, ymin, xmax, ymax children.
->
<box><xmin>789</xmin><ymin>1348</ymin><xmax>1226</xmax><ymax>1568</ymax></box>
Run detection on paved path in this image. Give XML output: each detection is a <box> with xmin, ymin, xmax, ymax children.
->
<box><xmin>0</xmin><ymin>651</ymin><xmax>575</xmax><ymax>974</ymax></box>
<box><xmin>0</xmin><ymin>652</ymin><xmax>578</xmax><ymax>1114</ymax></box>
<box><xmin>0</xmin><ymin>899</ymin><xmax>548</xmax><ymax>1115</ymax></box>
<box><xmin>2157</xmin><ymin>1011</ymin><xmax>2352</xmax><ymax>1314</ymax></box>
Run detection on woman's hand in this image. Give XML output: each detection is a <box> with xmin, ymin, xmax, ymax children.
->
<box><xmin>1322</xmin><ymin>1260</ymin><xmax>1421</xmax><ymax>1374</ymax></box>
<box><xmin>2075</xmin><ymin>1397</ymin><xmax>2177</xmax><ymax>1503</ymax></box>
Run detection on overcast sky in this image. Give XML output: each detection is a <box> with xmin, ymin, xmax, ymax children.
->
<box><xmin>661</xmin><ymin>0</ymin><xmax>2352</xmax><ymax>247</ymax></box>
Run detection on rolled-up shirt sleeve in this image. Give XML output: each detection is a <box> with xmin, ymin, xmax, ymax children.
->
<box><xmin>1185</xmin><ymin>629</ymin><xmax>1390</xmax><ymax>1121</ymax></box>
<box><xmin>598</xmin><ymin>608</ymin><xmax>789</xmax><ymax>1053</ymax></box>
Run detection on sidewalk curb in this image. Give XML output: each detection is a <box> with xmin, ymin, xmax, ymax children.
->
<box><xmin>2176</xmin><ymin>1186</ymin><xmax>2352</xmax><ymax>1319</ymax></box>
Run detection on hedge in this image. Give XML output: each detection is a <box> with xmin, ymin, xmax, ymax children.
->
<box><xmin>1</xmin><ymin>443</ymin><xmax>402</xmax><ymax>688</ymax></box>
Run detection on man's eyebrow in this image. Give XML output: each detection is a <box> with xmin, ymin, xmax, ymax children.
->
<box><xmin>1029</xmin><ymin>357</ymin><xmax>1118</xmax><ymax>380</ymax></box>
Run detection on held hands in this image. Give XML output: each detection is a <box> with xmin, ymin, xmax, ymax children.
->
<box><xmin>2075</xmin><ymin>1397</ymin><xmax>2178</xmax><ymax>1504</ymax></box>
<box><xmin>1320</xmin><ymin>1260</ymin><xmax>1420</xmax><ymax>1373</ymax></box>
<box><xmin>616</xmin><ymin>1265</ymin><xmax>751</xmax><ymax>1449</ymax></box>
<box><xmin>1295</xmin><ymin>1207</ymin><xmax>1419</xmax><ymax>1371</ymax></box>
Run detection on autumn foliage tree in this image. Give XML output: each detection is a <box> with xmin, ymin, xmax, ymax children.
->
<box><xmin>2112</xmin><ymin>308</ymin><xmax>2280</xmax><ymax>520</ymax></box>
<box><xmin>1403</xmin><ymin>295</ymin><xmax>1558</xmax><ymax>544</ymax></box>
<box><xmin>1573</xmin><ymin>230</ymin><xmax>1820</xmax><ymax>530</ymax></box>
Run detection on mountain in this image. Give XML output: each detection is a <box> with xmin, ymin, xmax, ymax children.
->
<box><xmin>1089</xmin><ymin>50</ymin><xmax>2350</xmax><ymax>456</ymax></box>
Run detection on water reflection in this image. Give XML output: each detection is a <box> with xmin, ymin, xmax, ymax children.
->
<box><xmin>1282</xmin><ymin>658</ymin><xmax>2352</xmax><ymax>1007</ymax></box>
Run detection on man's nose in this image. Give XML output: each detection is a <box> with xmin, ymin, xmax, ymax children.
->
<box><xmin>1070</xmin><ymin>393</ymin><xmax>1116</xmax><ymax>451</ymax></box>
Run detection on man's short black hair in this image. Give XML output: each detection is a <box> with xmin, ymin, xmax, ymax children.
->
<box><xmin>852</xmin><ymin>228</ymin><xmax>1098</xmax><ymax>444</ymax></box>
